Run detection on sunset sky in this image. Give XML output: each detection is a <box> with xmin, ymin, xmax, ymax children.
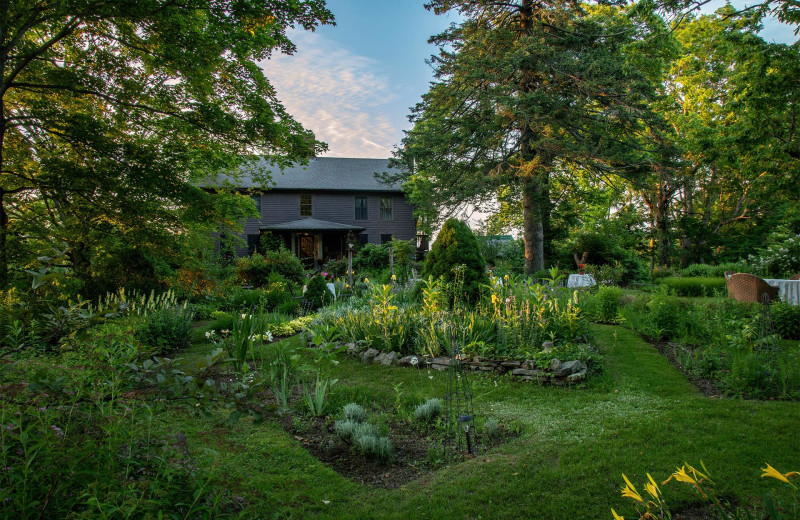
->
<box><xmin>264</xmin><ymin>1</ymin><xmax>798</xmax><ymax>160</ymax></box>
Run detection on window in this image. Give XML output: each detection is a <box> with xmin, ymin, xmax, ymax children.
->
<box><xmin>300</xmin><ymin>194</ymin><xmax>312</xmax><ymax>217</ymax></box>
<box><xmin>251</xmin><ymin>194</ymin><xmax>261</xmax><ymax>216</ymax></box>
<box><xmin>247</xmin><ymin>234</ymin><xmax>260</xmax><ymax>255</ymax></box>
<box><xmin>381</xmin><ymin>234</ymin><xmax>393</xmax><ymax>244</ymax></box>
<box><xmin>354</xmin><ymin>196</ymin><xmax>368</xmax><ymax>220</ymax></box>
<box><xmin>357</xmin><ymin>233</ymin><xmax>369</xmax><ymax>245</ymax></box>
<box><xmin>380</xmin><ymin>196</ymin><xmax>393</xmax><ymax>220</ymax></box>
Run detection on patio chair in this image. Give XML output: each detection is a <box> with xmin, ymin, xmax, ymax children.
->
<box><xmin>724</xmin><ymin>271</ymin><xmax>735</xmax><ymax>279</ymax></box>
<box><xmin>790</xmin><ymin>274</ymin><xmax>800</xmax><ymax>280</ymax></box>
<box><xmin>725</xmin><ymin>273</ymin><xmax>779</xmax><ymax>303</ymax></box>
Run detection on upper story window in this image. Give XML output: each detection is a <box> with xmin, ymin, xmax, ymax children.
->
<box><xmin>380</xmin><ymin>196</ymin><xmax>393</xmax><ymax>220</ymax></box>
<box><xmin>355</xmin><ymin>196</ymin><xmax>368</xmax><ymax>220</ymax></box>
<box><xmin>251</xmin><ymin>194</ymin><xmax>261</xmax><ymax>216</ymax></box>
<box><xmin>300</xmin><ymin>194</ymin><xmax>312</xmax><ymax>217</ymax></box>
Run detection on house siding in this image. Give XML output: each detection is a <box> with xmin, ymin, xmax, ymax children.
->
<box><xmin>234</xmin><ymin>190</ymin><xmax>416</xmax><ymax>256</ymax></box>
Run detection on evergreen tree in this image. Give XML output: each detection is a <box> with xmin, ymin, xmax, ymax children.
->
<box><xmin>393</xmin><ymin>1</ymin><xmax>672</xmax><ymax>273</ymax></box>
<box><xmin>422</xmin><ymin>218</ymin><xmax>485</xmax><ymax>303</ymax></box>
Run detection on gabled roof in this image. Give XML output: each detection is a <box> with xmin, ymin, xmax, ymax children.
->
<box><xmin>232</xmin><ymin>157</ymin><xmax>406</xmax><ymax>192</ymax></box>
<box><xmin>261</xmin><ymin>218</ymin><xmax>366</xmax><ymax>232</ymax></box>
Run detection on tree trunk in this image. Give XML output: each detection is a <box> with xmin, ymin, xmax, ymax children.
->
<box><xmin>522</xmin><ymin>175</ymin><xmax>546</xmax><ymax>274</ymax></box>
<box><xmin>0</xmin><ymin>191</ymin><xmax>7</xmax><ymax>290</ymax></box>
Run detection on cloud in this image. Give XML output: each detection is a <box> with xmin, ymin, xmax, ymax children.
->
<box><xmin>261</xmin><ymin>31</ymin><xmax>399</xmax><ymax>158</ymax></box>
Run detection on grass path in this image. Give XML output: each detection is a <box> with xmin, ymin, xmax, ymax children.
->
<box><xmin>181</xmin><ymin>325</ymin><xmax>800</xmax><ymax>519</ymax></box>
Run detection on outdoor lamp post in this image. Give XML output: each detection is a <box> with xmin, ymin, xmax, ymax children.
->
<box><xmin>457</xmin><ymin>414</ymin><xmax>474</xmax><ymax>454</ymax></box>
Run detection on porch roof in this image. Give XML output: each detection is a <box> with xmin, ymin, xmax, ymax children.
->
<box><xmin>260</xmin><ymin>218</ymin><xmax>366</xmax><ymax>233</ymax></box>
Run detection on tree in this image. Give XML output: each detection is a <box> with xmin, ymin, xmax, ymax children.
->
<box><xmin>422</xmin><ymin>218</ymin><xmax>485</xmax><ymax>302</ymax></box>
<box><xmin>0</xmin><ymin>1</ymin><xmax>333</xmax><ymax>289</ymax></box>
<box><xmin>394</xmin><ymin>0</ymin><xmax>672</xmax><ymax>274</ymax></box>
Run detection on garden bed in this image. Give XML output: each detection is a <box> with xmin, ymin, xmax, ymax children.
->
<box><xmin>278</xmin><ymin>412</ymin><xmax>520</xmax><ymax>489</ymax></box>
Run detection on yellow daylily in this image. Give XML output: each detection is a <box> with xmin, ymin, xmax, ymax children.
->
<box><xmin>663</xmin><ymin>465</ymin><xmax>696</xmax><ymax>486</ymax></box>
<box><xmin>621</xmin><ymin>474</ymin><xmax>643</xmax><ymax>503</ymax></box>
<box><xmin>762</xmin><ymin>464</ymin><xmax>800</xmax><ymax>488</ymax></box>
<box><xmin>364</xmin><ymin>277</ymin><xmax>369</xmax><ymax>283</ymax></box>
<box><xmin>611</xmin><ymin>509</ymin><xmax>625</xmax><ymax>520</ymax></box>
<box><xmin>645</xmin><ymin>473</ymin><xmax>660</xmax><ymax>499</ymax></box>
<box><xmin>391</xmin><ymin>274</ymin><xmax>397</xmax><ymax>281</ymax></box>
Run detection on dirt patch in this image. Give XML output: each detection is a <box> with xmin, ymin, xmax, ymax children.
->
<box><xmin>650</xmin><ymin>340</ymin><xmax>724</xmax><ymax>398</ymax></box>
<box><xmin>279</xmin><ymin>413</ymin><xmax>518</xmax><ymax>489</ymax></box>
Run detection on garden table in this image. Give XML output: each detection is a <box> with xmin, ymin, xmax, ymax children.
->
<box><xmin>763</xmin><ymin>279</ymin><xmax>800</xmax><ymax>305</ymax></box>
<box><xmin>567</xmin><ymin>273</ymin><xmax>596</xmax><ymax>289</ymax></box>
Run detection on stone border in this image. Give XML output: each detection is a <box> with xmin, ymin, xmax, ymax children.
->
<box><xmin>330</xmin><ymin>342</ymin><xmax>588</xmax><ymax>385</ymax></box>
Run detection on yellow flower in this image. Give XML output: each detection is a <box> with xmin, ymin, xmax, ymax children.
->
<box><xmin>611</xmin><ymin>509</ymin><xmax>625</xmax><ymax>520</ymax></box>
<box><xmin>663</xmin><ymin>465</ymin><xmax>696</xmax><ymax>486</ymax></box>
<box><xmin>391</xmin><ymin>274</ymin><xmax>397</xmax><ymax>280</ymax></box>
<box><xmin>645</xmin><ymin>473</ymin><xmax>660</xmax><ymax>499</ymax></box>
<box><xmin>621</xmin><ymin>474</ymin><xmax>643</xmax><ymax>503</ymax></box>
<box><xmin>762</xmin><ymin>464</ymin><xmax>800</xmax><ymax>487</ymax></box>
<box><xmin>364</xmin><ymin>277</ymin><xmax>369</xmax><ymax>283</ymax></box>
<box><xmin>491</xmin><ymin>294</ymin><xmax>499</xmax><ymax>304</ymax></box>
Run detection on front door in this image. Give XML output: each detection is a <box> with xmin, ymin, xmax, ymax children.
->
<box><xmin>299</xmin><ymin>235</ymin><xmax>315</xmax><ymax>259</ymax></box>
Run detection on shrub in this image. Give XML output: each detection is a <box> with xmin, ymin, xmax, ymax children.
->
<box><xmin>585</xmin><ymin>263</ymin><xmax>625</xmax><ymax>287</ymax></box>
<box><xmin>134</xmin><ymin>306</ymin><xmax>195</xmax><ymax>352</ymax></box>
<box><xmin>484</xmin><ymin>418</ymin><xmax>500</xmax><ymax>439</ymax></box>
<box><xmin>275</xmin><ymin>299</ymin><xmax>300</xmax><ymax>316</ymax></box>
<box><xmin>342</xmin><ymin>402</ymin><xmax>367</xmax><ymax>423</ymax></box>
<box><xmin>352</xmin><ymin>243</ymin><xmax>390</xmax><ymax>272</ymax></box>
<box><xmin>414</xmin><ymin>398</ymin><xmax>442</xmax><ymax>423</ymax></box>
<box><xmin>304</xmin><ymin>275</ymin><xmax>333</xmax><ymax>310</ymax></box>
<box><xmin>772</xmin><ymin>303</ymin><xmax>800</xmax><ymax>340</ymax></box>
<box><xmin>236</xmin><ymin>247</ymin><xmax>304</xmax><ymax>289</ymax></box>
<box><xmin>659</xmin><ymin>277</ymin><xmax>726</xmax><ymax>297</ymax></box>
<box><xmin>645</xmin><ymin>292</ymin><xmax>686</xmax><ymax>340</ymax></box>
<box><xmin>422</xmin><ymin>218</ymin><xmax>485</xmax><ymax>303</ymax></box>
<box><xmin>334</xmin><ymin>420</ymin><xmax>378</xmax><ymax>444</ymax></box>
<box><xmin>584</xmin><ymin>286</ymin><xmax>623</xmax><ymax>324</ymax></box>
<box><xmin>353</xmin><ymin>432</ymin><xmax>393</xmax><ymax>462</ymax></box>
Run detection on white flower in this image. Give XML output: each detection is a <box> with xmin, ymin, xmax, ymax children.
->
<box><xmin>410</xmin><ymin>356</ymin><xmax>419</xmax><ymax>366</ymax></box>
<box><xmin>266</xmin><ymin>331</ymin><xmax>274</xmax><ymax>342</ymax></box>
<box><xmin>205</xmin><ymin>331</ymin><xmax>214</xmax><ymax>339</ymax></box>
<box><xmin>221</xmin><ymin>329</ymin><xmax>230</xmax><ymax>335</ymax></box>
<box><xmin>241</xmin><ymin>313</ymin><xmax>247</xmax><ymax>319</ymax></box>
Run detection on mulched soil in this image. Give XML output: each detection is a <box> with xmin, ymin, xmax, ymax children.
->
<box><xmin>649</xmin><ymin>340</ymin><xmax>724</xmax><ymax>398</ymax></box>
<box><xmin>278</xmin><ymin>413</ymin><xmax>518</xmax><ymax>489</ymax></box>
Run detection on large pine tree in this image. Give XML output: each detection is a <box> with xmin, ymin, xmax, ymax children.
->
<box><xmin>394</xmin><ymin>0</ymin><xmax>672</xmax><ymax>273</ymax></box>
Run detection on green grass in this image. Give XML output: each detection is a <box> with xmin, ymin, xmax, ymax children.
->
<box><xmin>172</xmin><ymin>325</ymin><xmax>800</xmax><ymax>519</ymax></box>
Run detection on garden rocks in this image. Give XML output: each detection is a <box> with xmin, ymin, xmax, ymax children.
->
<box><xmin>345</xmin><ymin>343</ymin><xmax>359</xmax><ymax>356</ymax></box>
<box><xmin>374</xmin><ymin>351</ymin><xmax>399</xmax><ymax>366</ymax></box>
<box><xmin>360</xmin><ymin>348</ymin><xmax>380</xmax><ymax>363</ymax></box>
<box><xmin>555</xmin><ymin>360</ymin><xmax>586</xmax><ymax>377</ymax></box>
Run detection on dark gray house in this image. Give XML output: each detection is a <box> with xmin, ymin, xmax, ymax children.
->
<box><xmin>228</xmin><ymin>157</ymin><xmax>419</xmax><ymax>263</ymax></box>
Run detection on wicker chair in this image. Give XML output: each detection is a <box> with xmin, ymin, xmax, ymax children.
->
<box><xmin>725</xmin><ymin>273</ymin><xmax>779</xmax><ymax>303</ymax></box>
<box><xmin>790</xmin><ymin>274</ymin><xmax>800</xmax><ymax>280</ymax></box>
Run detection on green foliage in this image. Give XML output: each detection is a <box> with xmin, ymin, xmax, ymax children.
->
<box><xmin>342</xmin><ymin>402</ymin><xmax>367</xmax><ymax>423</ymax></box>
<box><xmin>0</xmin><ymin>0</ymin><xmax>333</xmax><ymax>290</ymax></box>
<box><xmin>414</xmin><ymin>398</ymin><xmax>442</xmax><ymax>423</ymax></box>
<box><xmin>236</xmin><ymin>249</ymin><xmax>304</xmax><ymax>290</ymax></box>
<box><xmin>483</xmin><ymin>418</ymin><xmax>500</xmax><ymax>440</ymax></box>
<box><xmin>352</xmin><ymin>243</ymin><xmax>390</xmax><ymax>272</ymax></box>
<box><xmin>422</xmin><ymin>219</ymin><xmax>486</xmax><ymax>303</ymax></box>
<box><xmin>304</xmin><ymin>275</ymin><xmax>334</xmax><ymax>310</ymax></box>
<box><xmin>134</xmin><ymin>306</ymin><xmax>195</xmax><ymax>352</ymax></box>
<box><xmin>302</xmin><ymin>374</ymin><xmax>337</xmax><ymax>417</ymax></box>
<box><xmin>644</xmin><ymin>292</ymin><xmax>688</xmax><ymax>341</ymax></box>
<box><xmin>680</xmin><ymin>262</ymin><xmax>751</xmax><ymax>278</ymax></box>
<box><xmin>353</xmin><ymin>433</ymin><xmax>393</xmax><ymax>462</ymax></box>
<box><xmin>585</xmin><ymin>263</ymin><xmax>626</xmax><ymax>287</ymax></box>
<box><xmin>773</xmin><ymin>303</ymin><xmax>800</xmax><ymax>340</ymax></box>
<box><xmin>748</xmin><ymin>230</ymin><xmax>800</xmax><ymax>278</ymax></box>
<box><xmin>583</xmin><ymin>286</ymin><xmax>624</xmax><ymax>324</ymax></box>
<box><xmin>658</xmin><ymin>277</ymin><xmax>726</xmax><ymax>297</ymax></box>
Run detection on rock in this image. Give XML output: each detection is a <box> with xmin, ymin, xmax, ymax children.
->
<box><xmin>379</xmin><ymin>351</ymin><xmax>399</xmax><ymax>366</ymax></box>
<box><xmin>501</xmin><ymin>361</ymin><xmax>522</xmax><ymax>369</ymax></box>
<box><xmin>360</xmin><ymin>348</ymin><xmax>380</xmax><ymax>363</ymax></box>
<box><xmin>345</xmin><ymin>343</ymin><xmax>358</xmax><ymax>356</ymax></box>
<box><xmin>521</xmin><ymin>359</ymin><xmax>535</xmax><ymax>370</ymax></box>
<box><xmin>511</xmin><ymin>368</ymin><xmax>543</xmax><ymax>378</ymax></box>
<box><xmin>373</xmin><ymin>352</ymin><xmax>388</xmax><ymax>364</ymax></box>
<box><xmin>554</xmin><ymin>360</ymin><xmax>586</xmax><ymax>377</ymax></box>
<box><xmin>431</xmin><ymin>357</ymin><xmax>450</xmax><ymax>366</ymax></box>
<box><xmin>398</xmin><ymin>355</ymin><xmax>417</xmax><ymax>366</ymax></box>
<box><xmin>566</xmin><ymin>368</ymin><xmax>587</xmax><ymax>383</ymax></box>
<box><xmin>548</xmin><ymin>358</ymin><xmax>562</xmax><ymax>372</ymax></box>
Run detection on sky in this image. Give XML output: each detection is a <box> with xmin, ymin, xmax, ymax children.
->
<box><xmin>263</xmin><ymin>1</ymin><xmax>798</xmax><ymax>160</ymax></box>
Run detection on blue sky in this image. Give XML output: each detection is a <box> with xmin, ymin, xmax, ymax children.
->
<box><xmin>264</xmin><ymin>1</ymin><xmax>798</xmax><ymax>159</ymax></box>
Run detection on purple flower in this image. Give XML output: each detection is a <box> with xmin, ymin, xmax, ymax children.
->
<box><xmin>50</xmin><ymin>425</ymin><xmax>64</xmax><ymax>436</ymax></box>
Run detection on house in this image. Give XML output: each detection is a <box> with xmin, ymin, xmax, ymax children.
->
<box><xmin>223</xmin><ymin>157</ymin><xmax>421</xmax><ymax>264</ymax></box>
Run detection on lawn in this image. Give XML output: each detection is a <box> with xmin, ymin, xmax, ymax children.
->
<box><xmin>172</xmin><ymin>324</ymin><xmax>800</xmax><ymax>519</ymax></box>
